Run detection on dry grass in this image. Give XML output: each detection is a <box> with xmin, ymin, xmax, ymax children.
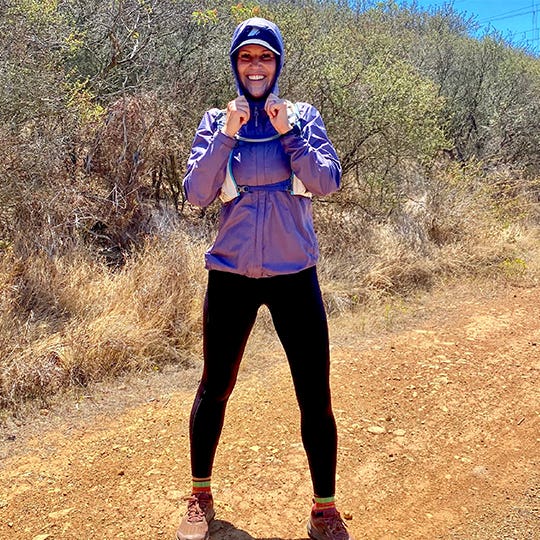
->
<box><xmin>317</xmin><ymin>163</ymin><xmax>540</xmax><ymax>314</ymax></box>
<box><xmin>1</xmin><ymin>162</ymin><xmax>539</xmax><ymax>412</ymax></box>
<box><xmin>0</xmin><ymin>231</ymin><xmax>206</xmax><ymax>409</ymax></box>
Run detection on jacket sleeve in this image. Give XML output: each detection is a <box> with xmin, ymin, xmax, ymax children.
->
<box><xmin>183</xmin><ymin>109</ymin><xmax>237</xmax><ymax>208</ymax></box>
<box><xmin>279</xmin><ymin>103</ymin><xmax>341</xmax><ymax>196</ymax></box>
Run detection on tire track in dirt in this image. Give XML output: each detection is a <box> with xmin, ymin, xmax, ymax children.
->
<box><xmin>0</xmin><ymin>283</ymin><xmax>538</xmax><ymax>539</ymax></box>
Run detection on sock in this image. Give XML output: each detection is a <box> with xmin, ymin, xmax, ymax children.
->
<box><xmin>192</xmin><ymin>477</ymin><xmax>212</xmax><ymax>495</ymax></box>
<box><xmin>313</xmin><ymin>495</ymin><xmax>336</xmax><ymax>512</ymax></box>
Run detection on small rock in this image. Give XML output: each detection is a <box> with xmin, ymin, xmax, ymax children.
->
<box><xmin>39</xmin><ymin>409</ymin><xmax>49</xmax><ymax>416</ymax></box>
<box><xmin>367</xmin><ymin>426</ymin><xmax>386</xmax><ymax>434</ymax></box>
<box><xmin>393</xmin><ymin>429</ymin><xmax>406</xmax><ymax>437</ymax></box>
<box><xmin>48</xmin><ymin>507</ymin><xmax>75</xmax><ymax>519</ymax></box>
<box><xmin>343</xmin><ymin>511</ymin><xmax>353</xmax><ymax>520</ymax></box>
<box><xmin>472</xmin><ymin>465</ymin><xmax>489</xmax><ymax>477</ymax></box>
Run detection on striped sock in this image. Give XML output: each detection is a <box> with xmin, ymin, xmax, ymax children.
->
<box><xmin>313</xmin><ymin>495</ymin><xmax>336</xmax><ymax>511</ymax></box>
<box><xmin>192</xmin><ymin>477</ymin><xmax>212</xmax><ymax>495</ymax></box>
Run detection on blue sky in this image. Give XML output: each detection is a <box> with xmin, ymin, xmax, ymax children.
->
<box><xmin>400</xmin><ymin>1</ymin><xmax>540</xmax><ymax>52</ymax></box>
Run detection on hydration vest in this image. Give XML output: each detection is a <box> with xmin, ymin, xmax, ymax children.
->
<box><xmin>216</xmin><ymin>101</ymin><xmax>312</xmax><ymax>203</ymax></box>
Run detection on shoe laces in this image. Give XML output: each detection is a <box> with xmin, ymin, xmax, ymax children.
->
<box><xmin>319</xmin><ymin>509</ymin><xmax>349</xmax><ymax>538</ymax></box>
<box><xmin>184</xmin><ymin>495</ymin><xmax>207</xmax><ymax>523</ymax></box>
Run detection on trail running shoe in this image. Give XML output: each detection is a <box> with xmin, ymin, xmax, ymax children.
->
<box><xmin>176</xmin><ymin>492</ymin><xmax>215</xmax><ymax>540</ymax></box>
<box><xmin>307</xmin><ymin>506</ymin><xmax>354</xmax><ymax>540</ymax></box>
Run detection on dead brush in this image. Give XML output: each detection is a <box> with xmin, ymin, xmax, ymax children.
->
<box><xmin>64</xmin><ymin>232</ymin><xmax>206</xmax><ymax>380</ymax></box>
<box><xmin>84</xmin><ymin>93</ymin><xmax>187</xmax><ymax>261</ymax></box>
<box><xmin>315</xmin><ymin>161</ymin><xmax>538</xmax><ymax>314</ymax></box>
<box><xmin>0</xmin><ymin>232</ymin><xmax>206</xmax><ymax>409</ymax></box>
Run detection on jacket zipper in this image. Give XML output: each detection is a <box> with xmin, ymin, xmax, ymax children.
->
<box><xmin>253</xmin><ymin>105</ymin><xmax>262</xmax><ymax>275</ymax></box>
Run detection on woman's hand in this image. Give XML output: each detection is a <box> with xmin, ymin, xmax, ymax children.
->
<box><xmin>222</xmin><ymin>96</ymin><xmax>250</xmax><ymax>138</ymax></box>
<box><xmin>265</xmin><ymin>93</ymin><xmax>293</xmax><ymax>134</ymax></box>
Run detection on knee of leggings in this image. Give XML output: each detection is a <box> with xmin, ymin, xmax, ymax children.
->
<box><xmin>198</xmin><ymin>380</ymin><xmax>236</xmax><ymax>404</ymax></box>
<box><xmin>301</xmin><ymin>403</ymin><xmax>335</xmax><ymax>426</ymax></box>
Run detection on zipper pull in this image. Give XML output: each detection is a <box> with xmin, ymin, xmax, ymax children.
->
<box><xmin>254</xmin><ymin>106</ymin><xmax>259</xmax><ymax>128</ymax></box>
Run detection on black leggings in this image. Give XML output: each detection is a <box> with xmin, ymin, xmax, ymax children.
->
<box><xmin>189</xmin><ymin>266</ymin><xmax>337</xmax><ymax>497</ymax></box>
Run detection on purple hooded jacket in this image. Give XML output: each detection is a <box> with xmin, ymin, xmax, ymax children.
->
<box><xmin>183</xmin><ymin>18</ymin><xmax>341</xmax><ymax>278</ymax></box>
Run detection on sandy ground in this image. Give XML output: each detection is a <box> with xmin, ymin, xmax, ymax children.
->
<box><xmin>0</xmin><ymin>280</ymin><xmax>539</xmax><ymax>540</ymax></box>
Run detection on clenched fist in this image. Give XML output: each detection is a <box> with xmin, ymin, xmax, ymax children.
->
<box><xmin>265</xmin><ymin>93</ymin><xmax>293</xmax><ymax>134</ymax></box>
<box><xmin>222</xmin><ymin>96</ymin><xmax>250</xmax><ymax>138</ymax></box>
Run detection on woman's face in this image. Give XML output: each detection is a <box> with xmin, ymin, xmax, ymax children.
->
<box><xmin>236</xmin><ymin>44</ymin><xmax>277</xmax><ymax>99</ymax></box>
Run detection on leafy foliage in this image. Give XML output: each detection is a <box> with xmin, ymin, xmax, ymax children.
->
<box><xmin>2</xmin><ymin>0</ymin><xmax>539</xmax><ymax>256</ymax></box>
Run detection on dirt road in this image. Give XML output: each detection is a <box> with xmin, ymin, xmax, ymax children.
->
<box><xmin>0</xmin><ymin>281</ymin><xmax>539</xmax><ymax>539</ymax></box>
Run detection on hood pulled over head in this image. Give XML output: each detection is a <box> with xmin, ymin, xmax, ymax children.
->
<box><xmin>229</xmin><ymin>17</ymin><xmax>284</xmax><ymax>100</ymax></box>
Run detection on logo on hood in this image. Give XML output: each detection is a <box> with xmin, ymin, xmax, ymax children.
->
<box><xmin>248</xmin><ymin>28</ymin><xmax>260</xmax><ymax>37</ymax></box>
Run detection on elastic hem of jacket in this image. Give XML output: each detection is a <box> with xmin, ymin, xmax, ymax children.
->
<box><xmin>216</xmin><ymin>130</ymin><xmax>238</xmax><ymax>148</ymax></box>
<box><xmin>280</xmin><ymin>124</ymin><xmax>302</xmax><ymax>138</ymax></box>
<box><xmin>279</xmin><ymin>126</ymin><xmax>303</xmax><ymax>154</ymax></box>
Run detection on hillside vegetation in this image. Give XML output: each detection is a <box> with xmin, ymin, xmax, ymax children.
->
<box><xmin>1</xmin><ymin>0</ymin><xmax>539</xmax><ymax>410</ymax></box>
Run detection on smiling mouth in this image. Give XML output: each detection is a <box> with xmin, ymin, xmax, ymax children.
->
<box><xmin>247</xmin><ymin>75</ymin><xmax>265</xmax><ymax>81</ymax></box>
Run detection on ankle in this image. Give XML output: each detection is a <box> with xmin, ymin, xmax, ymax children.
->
<box><xmin>313</xmin><ymin>495</ymin><xmax>336</xmax><ymax>512</ymax></box>
<box><xmin>192</xmin><ymin>477</ymin><xmax>212</xmax><ymax>496</ymax></box>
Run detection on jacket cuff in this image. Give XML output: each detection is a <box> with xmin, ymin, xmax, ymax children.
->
<box><xmin>279</xmin><ymin>124</ymin><xmax>303</xmax><ymax>152</ymax></box>
<box><xmin>216</xmin><ymin>130</ymin><xmax>238</xmax><ymax>149</ymax></box>
<box><xmin>280</xmin><ymin>124</ymin><xmax>302</xmax><ymax>138</ymax></box>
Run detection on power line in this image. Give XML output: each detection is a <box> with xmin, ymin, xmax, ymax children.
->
<box><xmin>533</xmin><ymin>0</ymin><xmax>539</xmax><ymax>46</ymax></box>
<box><xmin>409</xmin><ymin>1</ymin><xmax>540</xmax><ymax>53</ymax></box>
<box><xmin>476</xmin><ymin>1</ymin><xmax>540</xmax><ymax>53</ymax></box>
<box><xmin>478</xmin><ymin>8</ymin><xmax>535</xmax><ymax>25</ymax></box>
<box><xmin>478</xmin><ymin>5</ymin><xmax>535</xmax><ymax>22</ymax></box>
<box><xmin>508</xmin><ymin>27</ymin><xmax>537</xmax><ymax>37</ymax></box>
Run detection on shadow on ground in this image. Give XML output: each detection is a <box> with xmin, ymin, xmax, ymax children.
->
<box><xmin>210</xmin><ymin>519</ymin><xmax>307</xmax><ymax>540</ymax></box>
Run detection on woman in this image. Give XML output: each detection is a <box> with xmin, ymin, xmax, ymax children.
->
<box><xmin>177</xmin><ymin>17</ymin><xmax>352</xmax><ymax>540</ymax></box>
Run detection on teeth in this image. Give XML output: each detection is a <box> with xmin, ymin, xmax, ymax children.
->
<box><xmin>248</xmin><ymin>75</ymin><xmax>264</xmax><ymax>80</ymax></box>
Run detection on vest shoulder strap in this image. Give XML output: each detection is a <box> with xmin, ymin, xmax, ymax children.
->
<box><xmin>217</xmin><ymin>102</ymin><xmax>312</xmax><ymax>203</ymax></box>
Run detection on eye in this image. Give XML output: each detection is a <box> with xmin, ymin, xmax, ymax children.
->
<box><xmin>261</xmin><ymin>52</ymin><xmax>275</xmax><ymax>61</ymax></box>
